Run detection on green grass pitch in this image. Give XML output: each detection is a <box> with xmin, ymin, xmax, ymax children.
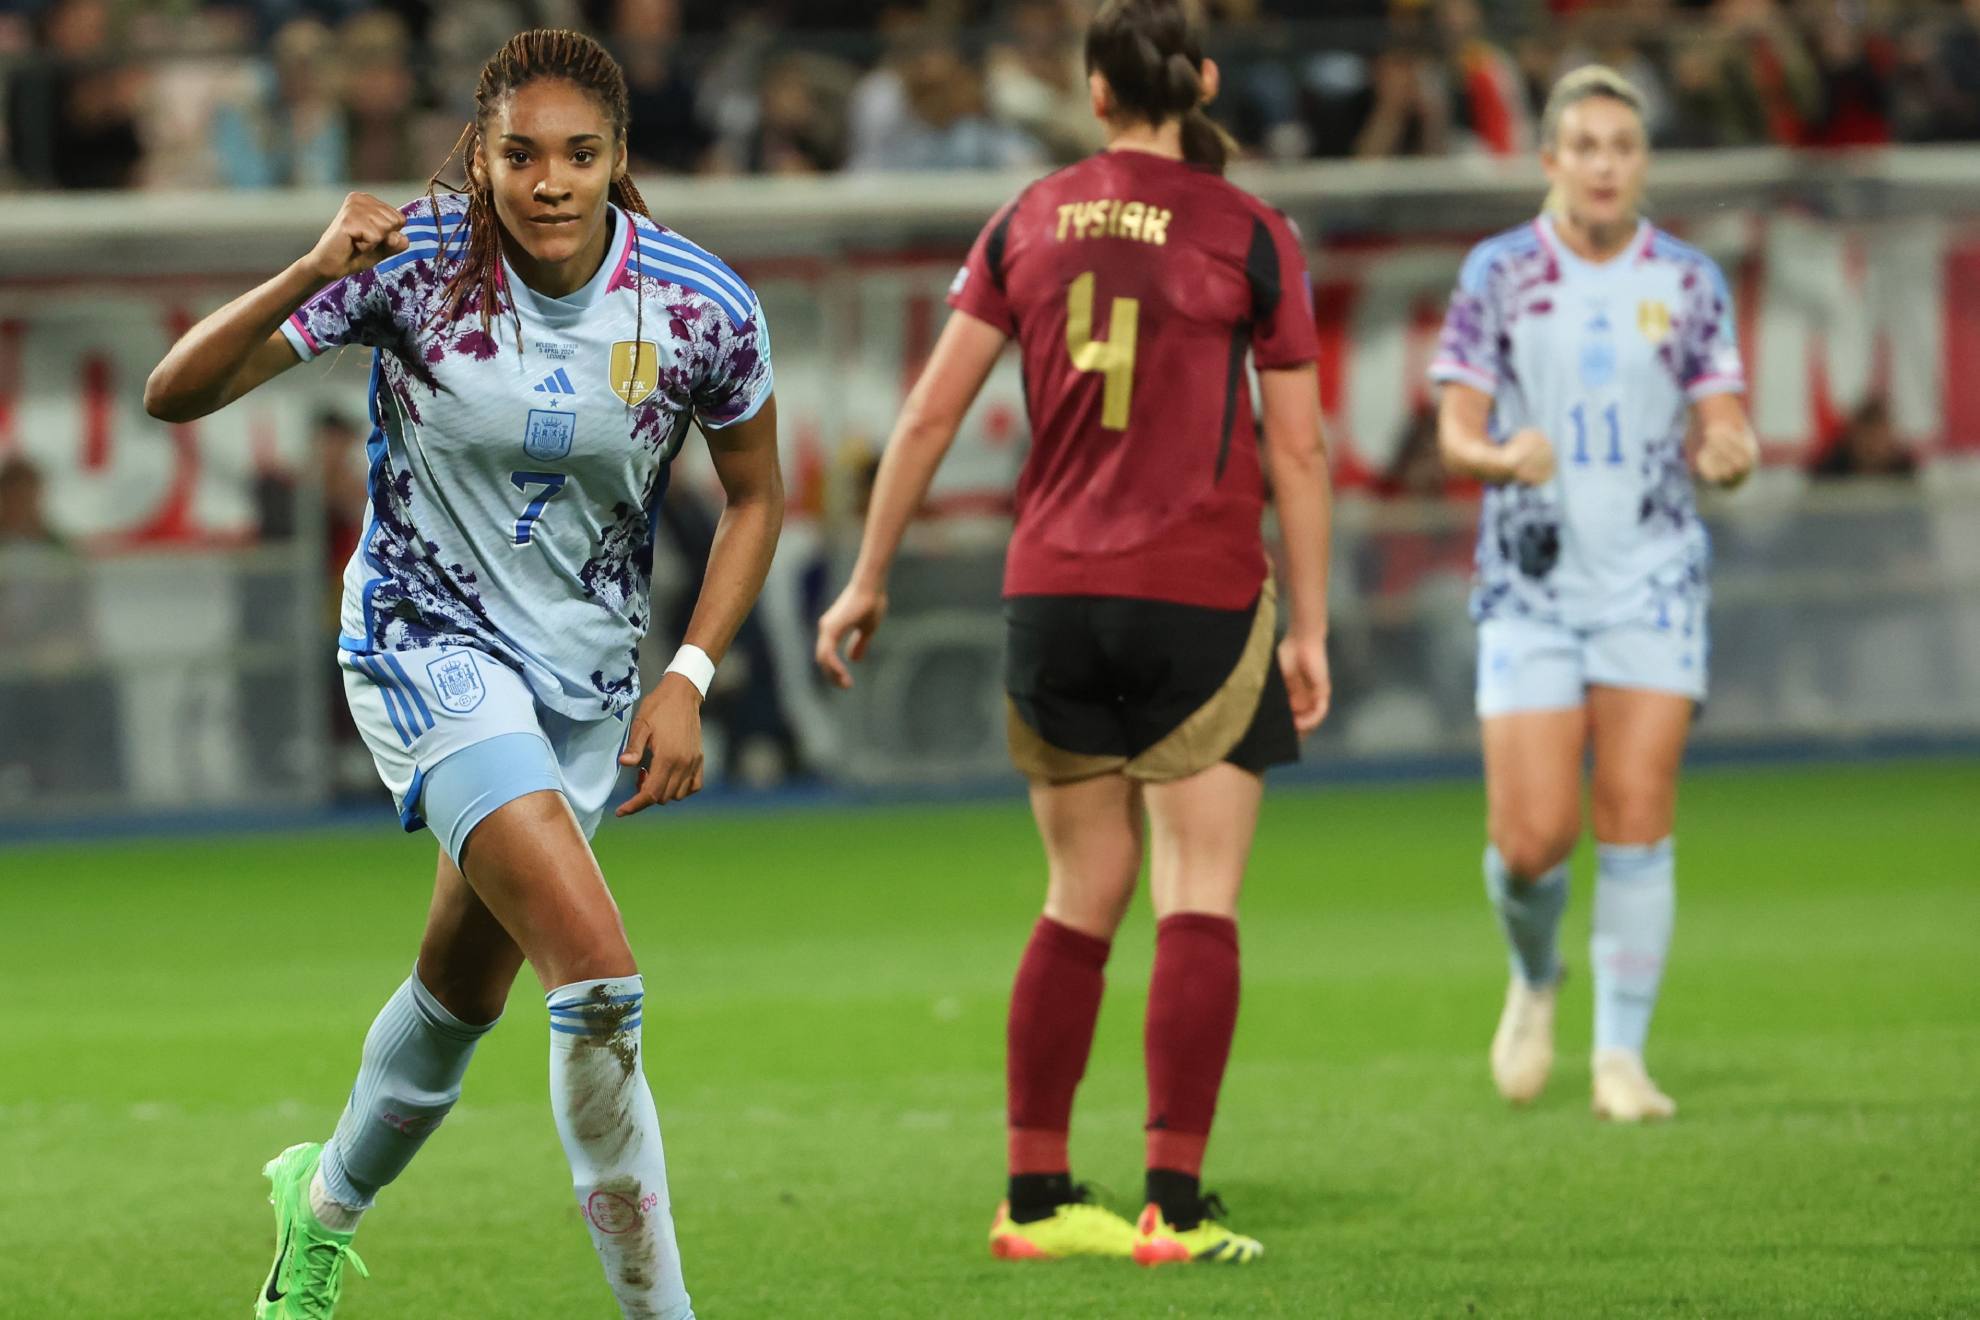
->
<box><xmin>2</xmin><ymin>760</ymin><xmax>1976</xmax><ymax>1317</ymax></box>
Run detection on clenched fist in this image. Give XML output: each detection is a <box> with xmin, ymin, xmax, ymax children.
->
<box><xmin>306</xmin><ymin>192</ymin><xmax>411</xmax><ymax>284</ymax></box>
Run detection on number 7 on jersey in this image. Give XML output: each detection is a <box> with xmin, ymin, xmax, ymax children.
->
<box><xmin>510</xmin><ymin>471</ymin><xmax>567</xmax><ymax>546</ymax></box>
<box><xmin>1066</xmin><ymin>272</ymin><xmax>1140</xmax><ymax>431</ymax></box>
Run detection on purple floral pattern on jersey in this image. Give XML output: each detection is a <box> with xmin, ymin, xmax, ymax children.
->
<box><xmin>1656</xmin><ymin>251</ymin><xmax>1742</xmax><ymax>396</ymax></box>
<box><xmin>321</xmin><ymin>201</ymin><xmax>770</xmax><ymax>720</ymax></box>
<box><xmin>359</xmin><ymin>463</ymin><xmax>511</xmax><ymax>659</ymax></box>
<box><xmin>1432</xmin><ymin>226</ymin><xmax>1557</xmax><ymax>392</ymax></box>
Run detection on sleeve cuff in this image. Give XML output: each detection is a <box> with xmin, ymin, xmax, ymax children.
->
<box><xmin>698</xmin><ymin>372</ymin><xmax>774</xmax><ymax>431</ymax></box>
<box><xmin>1429</xmin><ymin>359</ymin><xmax>1497</xmax><ymax>393</ymax></box>
<box><xmin>1254</xmin><ymin>347</ymin><xmax>1320</xmax><ymax>371</ymax></box>
<box><xmin>946</xmin><ymin>295</ymin><xmax>1015</xmax><ymax>338</ymax></box>
<box><xmin>280</xmin><ymin>315</ymin><xmax>322</xmax><ymax>363</ymax></box>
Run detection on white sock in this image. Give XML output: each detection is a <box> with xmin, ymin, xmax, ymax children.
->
<box><xmin>548</xmin><ymin>975</ymin><xmax>693</xmax><ymax>1320</ymax></box>
<box><xmin>1592</xmin><ymin>837</ymin><xmax>1677</xmax><ymax>1055</ymax></box>
<box><xmin>308</xmin><ymin>1170</ymin><xmax>364</xmax><ymax>1233</ymax></box>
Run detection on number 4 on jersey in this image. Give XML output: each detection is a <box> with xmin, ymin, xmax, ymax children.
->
<box><xmin>1066</xmin><ymin>272</ymin><xmax>1140</xmax><ymax>431</ymax></box>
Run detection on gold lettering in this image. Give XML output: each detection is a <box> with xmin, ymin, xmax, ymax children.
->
<box><xmin>1056</xmin><ymin>204</ymin><xmax>1074</xmax><ymax>241</ymax></box>
<box><xmin>1108</xmin><ymin>199</ymin><xmax>1124</xmax><ymax>236</ymax></box>
<box><xmin>1141</xmin><ymin>208</ymin><xmax>1172</xmax><ymax>246</ymax></box>
<box><xmin>1119</xmin><ymin>201</ymin><xmax>1145</xmax><ymax>241</ymax></box>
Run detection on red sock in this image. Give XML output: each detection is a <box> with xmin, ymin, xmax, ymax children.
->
<box><xmin>1006</xmin><ymin>916</ymin><xmax>1110</xmax><ymax>1176</ymax></box>
<box><xmin>1144</xmin><ymin>913</ymin><xmax>1240</xmax><ymax>1178</ymax></box>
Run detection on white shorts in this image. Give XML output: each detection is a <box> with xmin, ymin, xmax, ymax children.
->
<box><xmin>341</xmin><ymin>643</ymin><xmax>628</xmax><ymax>856</ymax></box>
<box><xmin>1476</xmin><ymin>612</ymin><xmax>1708</xmax><ymax>717</ymax></box>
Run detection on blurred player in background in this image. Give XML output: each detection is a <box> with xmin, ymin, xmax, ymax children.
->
<box><xmin>1429</xmin><ymin>65</ymin><xmax>1756</xmax><ymax>1121</ymax></box>
<box><xmin>817</xmin><ymin>0</ymin><xmax>1331</xmax><ymax>1268</ymax></box>
<box><xmin>145</xmin><ymin>29</ymin><xmax>781</xmax><ymax>1319</ymax></box>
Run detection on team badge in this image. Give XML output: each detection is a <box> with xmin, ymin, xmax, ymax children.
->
<box><xmin>426</xmin><ymin>652</ymin><xmax>487</xmax><ymax>714</ymax></box>
<box><xmin>1638</xmin><ymin>300</ymin><xmax>1672</xmax><ymax>343</ymax></box>
<box><xmin>524</xmin><ymin>408</ymin><xmax>576</xmax><ymax>461</ymax></box>
<box><xmin>610</xmin><ymin>340</ymin><xmax>659</xmax><ymax>406</ymax></box>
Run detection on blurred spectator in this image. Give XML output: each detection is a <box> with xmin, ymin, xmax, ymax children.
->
<box><xmin>1804</xmin><ymin>4</ymin><xmax>1896</xmax><ymax>148</ymax></box>
<box><xmin>338</xmin><ymin>10</ymin><xmax>421</xmax><ymax>183</ymax></box>
<box><xmin>0</xmin><ymin>453</ymin><xmax>56</xmax><ymax>545</ymax></box>
<box><xmin>1353</xmin><ymin>17</ymin><xmax>1452</xmax><ymax>158</ymax></box>
<box><xmin>850</xmin><ymin>40</ymin><xmax>1044</xmax><ymax>172</ymax></box>
<box><xmin>210</xmin><ymin>18</ymin><xmax>347</xmax><ymax>188</ymax></box>
<box><xmin>1917</xmin><ymin>0</ymin><xmax>1980</xmax><ymax>142</ymax></box>
<box><xmin>1437</xmin><ymin>0</ymin><xmax>1533</xmax><ymax>155</ymax></box>
<box><xmin>6</xmin><ymin>0</ymin><xmax>144</xmax><ymax>188</ymax></box>
<box><xmin>985</xmin><ymin>0</ymin><xmax>1104</xmax><ymax>164</ymax></box>
<box><xmin>608</xmin><ymin>0</ymin><xmax>715</xmax><ymax>174</ymax></box>
<box><xmin>0</xmin><ymin>454</ymin><xmax>100</xmax><ymax>799</ymax></box>
<box><xmin>1810</xmin><ymin>396</ymin><xmax>1917</xmax><ymax>480</ymax></box>
<box><xmin>1665</xmin><ymin>1</ymin><xmax>1819</xmax><ymax>148</ymax></box>
<box><xmin>742</xmin><ymin>52</ymin><xmax>854</xmax><ymax>174</ymax></box>
<box><xmin>843</xmin><ymin>7</ymin><xmax>951</xmax><ymax>171</ymax></box>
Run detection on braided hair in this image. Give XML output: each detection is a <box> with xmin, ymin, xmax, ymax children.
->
<box><xmin>423</xmin><ymin>29</ymin><xmax>653</xmax><ymax>351</ymax></box>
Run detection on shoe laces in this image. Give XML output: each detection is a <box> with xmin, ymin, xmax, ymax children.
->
<box><xmin>294</xmin><ymin>1238</ymin><xmax>369</xmax><ymax>1316</ymax></box>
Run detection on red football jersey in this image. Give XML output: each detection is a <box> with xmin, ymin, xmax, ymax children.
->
<box><xmin>948</xmin><ymin>149</ymin><xmax>1319</xmax><ymax>610</ymax></box>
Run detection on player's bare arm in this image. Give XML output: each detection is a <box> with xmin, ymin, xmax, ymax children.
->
<box><xmin>618</xmin><ymin>396</ymin><xmax>784</xmax><ymax>815</ymax></box>
<box><xmin>815</xmin><ymin>310</ymin><xmax>1008</xmax><ymax>688</ymax></box>
<box><xmin>1436</xmin><ymin>382</ymin><xmax>1556</xmax><ymax>486</ymax></box>
<box><xmin>145</xmin><ymin>193</ymin><xmax>408</xmax><ymax>423</ymax></box>
<box><xmin>1691</xmin><ymin>391</ymin><xmax>1758</xmax><ymax>488</ymax></box>
<box><xmin>1258</xmin><ymin>364</ymin><xmax>1334</xmax><ymax>734</ymax></box>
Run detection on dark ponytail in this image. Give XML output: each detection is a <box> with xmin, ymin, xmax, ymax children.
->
<box><xmin>1085</xmin><ymin>0</ymin><xmax>1238</xmax><ymax>174</ymax></box>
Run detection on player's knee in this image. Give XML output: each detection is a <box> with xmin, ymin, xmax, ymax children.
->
<box><xmin>1047</xmin><ymin>865</ymin><xmax>1138</xmax><ymax>936</ymax></box>
<box><xmin>421</xmin><ymin>973</ymin><xmax>508</xmax><ymax>1028</ymax></box>
<box><xmin>1591</xmin><ymin>785</ymin><xmax>1672</xmax><ymax>846</ymax></box>
<box><xmin>1493</xmin><ymin>820</ymin><xmax>1579</xmax><ymax>880</ymax></box>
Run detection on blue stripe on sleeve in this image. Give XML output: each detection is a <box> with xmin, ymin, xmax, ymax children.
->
<box><xmin>642</xmin><ymin>235</ymin><xmax>751</xmax><ymax>306</ymax></box>
<box><xmin>635</xmin><ymin>248</ymin><xmax>749</xmax><ymax>326</ymax></box>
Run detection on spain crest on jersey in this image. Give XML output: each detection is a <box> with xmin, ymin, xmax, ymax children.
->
<box><xmin>610</xmin><ymin>340</ymin><xmax>659</xmax><ymax>406</ymax></box>
<box><xmin>1638</xmin><ymin>300</ymin><xmax>1672</xmax><ymax>344</ymax></box>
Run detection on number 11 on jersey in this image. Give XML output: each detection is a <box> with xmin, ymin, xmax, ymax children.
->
<box><xmin>1066</xmin><ymin>271</ymin><xmax>1140</xmax><ymax>431</ymax></box>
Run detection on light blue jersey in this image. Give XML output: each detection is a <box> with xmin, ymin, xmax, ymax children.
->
<box><xmin>1430</xmin><ymin>216</ymin><xmax>1744</xmax><ymax>633</ymax></box>
<box><xmin>283</xmin><ymin>193</ymin><xmax>773</xmax><ymax>721</ymax></box>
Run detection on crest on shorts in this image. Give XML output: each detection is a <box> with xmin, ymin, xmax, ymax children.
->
<box><xmin>1638</xmin><ymin>299</ymin><xmax>1672</xmax><ymax>343</ymax></box>
<box><xmin>609</xmin><ymin>340</ymin><xmax>659</xmax><ymax>406</ymax></box>
<box><xmin>426</xmin><ymin>651</ymin><xmax>486</xmax><ymax>714</ymax></box>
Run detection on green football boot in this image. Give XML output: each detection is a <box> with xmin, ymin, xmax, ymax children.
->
<box><xmin>256</xmin><ymin>1142</ymin><xmax>369</xmax><ymax>1318</ymax></box>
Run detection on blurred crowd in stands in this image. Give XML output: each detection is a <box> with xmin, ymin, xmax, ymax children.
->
<box><xmin>5</xmin><ymin>0</ymin><xmax>1980</xmax><ymax>191</ymax></box>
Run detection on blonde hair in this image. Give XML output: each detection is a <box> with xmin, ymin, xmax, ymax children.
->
<box><xmin>1539</xmin><ymin>64</ymin><xmax>1648</xmax><ymax>217</ymax></box>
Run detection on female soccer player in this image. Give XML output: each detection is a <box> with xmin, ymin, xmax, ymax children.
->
<box><xmin>1429</xmin><ymin>66</ymin><xmax>1756</xmax><ymax>1121</ymax></box>
<box><xmin>145</xmin><ymin>30</ymin><xmax>780</xmax><ymax>1319</ymax></box>
<box><xmin>816</xmin><ymin>0</ymin><xmax>1332</xmax><ymax>1267</ymax></box>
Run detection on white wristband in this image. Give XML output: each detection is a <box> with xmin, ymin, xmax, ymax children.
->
<box><xmin>663</xmin><ymin>644</ymin><xmax>715</xmax><ymax>699</ymax></box>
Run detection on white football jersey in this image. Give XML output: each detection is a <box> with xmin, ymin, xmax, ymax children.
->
<box><xmin>283</xmin><ymin>194</ymin><xmax>773</xmax><ymax>720</ymax></box>
<box><xmin>1430</xmin><ymin>215</ymin><xmax>1744</xmax><ymax>630</ymax></box>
